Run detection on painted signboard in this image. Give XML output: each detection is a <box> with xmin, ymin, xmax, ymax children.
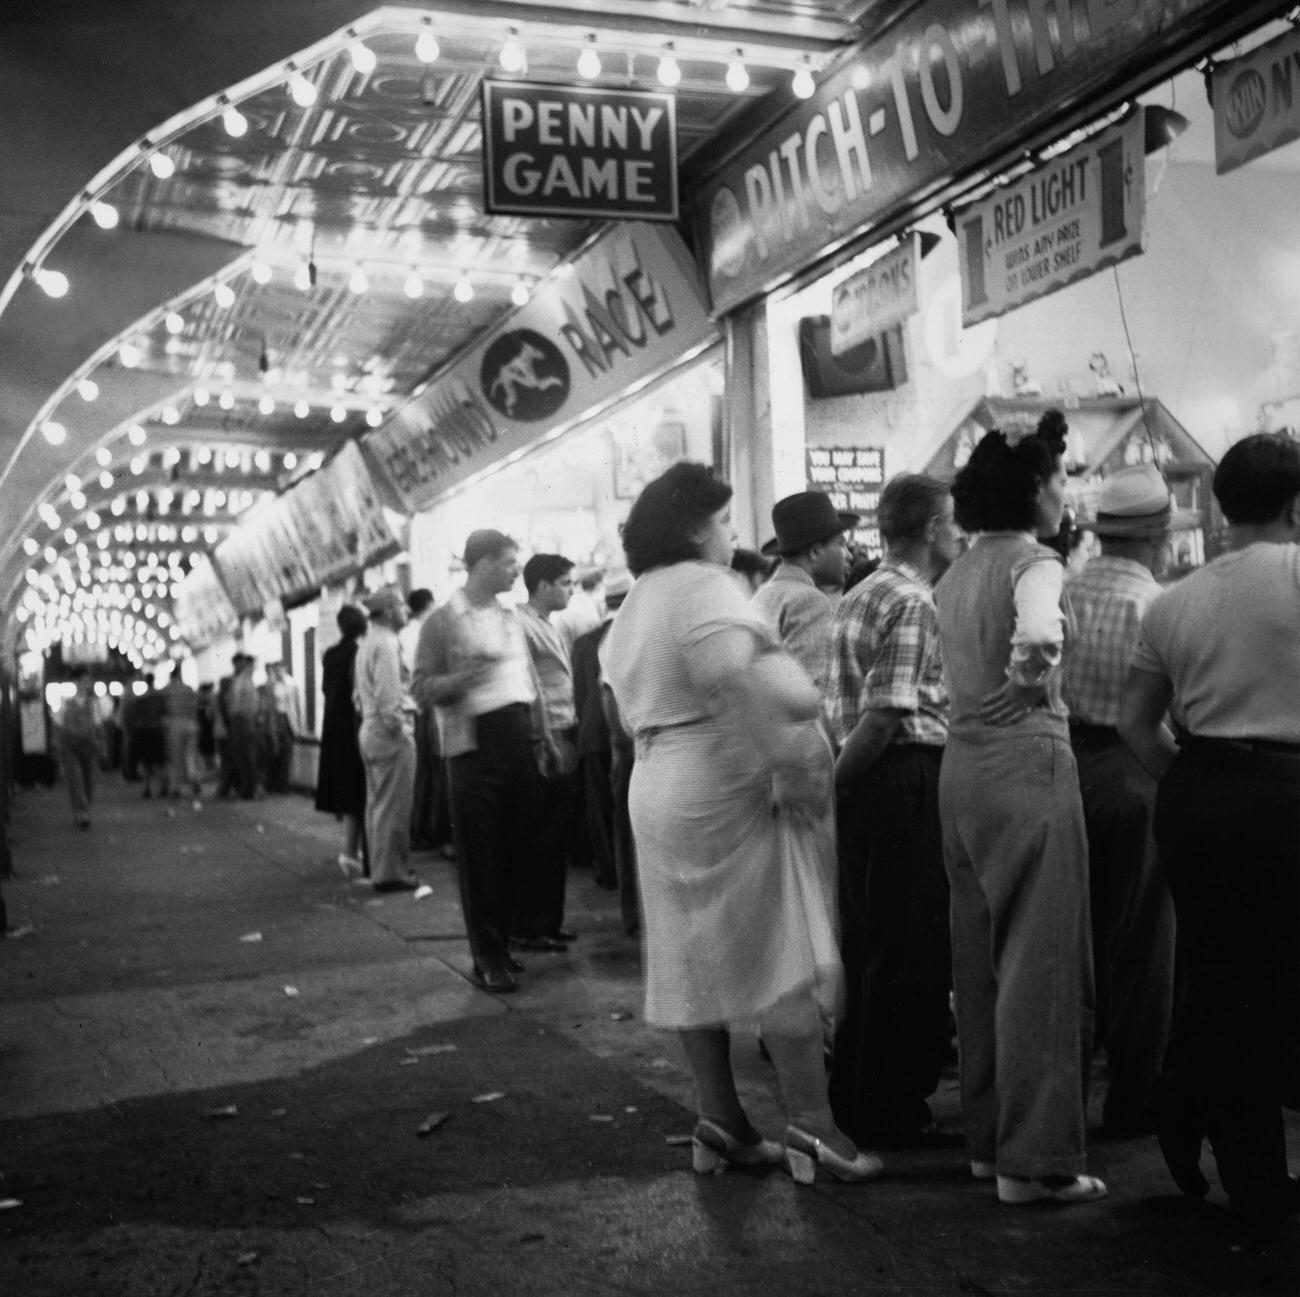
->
<box><xmin>173</xmin><ymin>554</ymin><xmax>240</xmax><ymax>648</ymax></box>
<box><xmin>955</xmin><ymin>110</ymin><xmax>1145</xmax><ymax>326</ymax></box>
<box><xmin>806</xmin><ymin>445</ymin><xmax>885</xmax><ymax>556</ymax></box>
<box><xmin>1212</xmin><ymin>24</ymin><xmax>1300</xmax><ymax>174</ymax></box>
<box><xmin>482</xmin><ymin>80</ymin><xmax>678</xmax><ymax>221</ymax></box>
<box><xmin>211</xmin><ymin>440</ymin><xmax>399</xmax><ymax>617</ymax></box>
<box><xmin>362</xmin><ymin>223</ymin><xmax>718</xmax><ymax>513</ymax></box>
<box><xmin>831</xmin><ymin>235</ymin><xmax>919</xmax><ymax>355</ymax></box>
<box><xmin>694</xmin><ymin>0</ymin><xmax>1251</xmax><ymax>315</ymax></box>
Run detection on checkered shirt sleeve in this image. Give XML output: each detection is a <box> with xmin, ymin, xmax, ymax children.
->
<box><xmin>825</xmin><ymin>562</ymin><xmax>948</xmax><ymax>748</ymax></box>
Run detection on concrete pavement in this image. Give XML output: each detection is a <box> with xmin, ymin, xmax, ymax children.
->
<box><xmin>1</xmin><ymin>771</ymin><xmax>1296</xmax><ymax>1296</ymax></box>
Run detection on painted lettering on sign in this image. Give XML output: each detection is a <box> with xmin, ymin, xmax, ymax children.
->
<box><xmin>697</xmin><ymin>0</ymin><xmax>1219</xmax><ymax>315</ymax></box>
<box><xmin>483</xmin><ymin>81</ymin><xmax>678</xmax><ymax>220</ymax></box>
<box><xmin>806</xmin><ymin>446</ymin><xmax>885</xmax><ymax>556</ymax></box>
<box><xmin>1214</xmin><ymin>25</ymin><xmax>1300</xmax><ymax>175</ymax></box>
<box><xmin>956</xmin><ymin>111</ymin><xmax>1144</xmax><ymax>326</ymax></box>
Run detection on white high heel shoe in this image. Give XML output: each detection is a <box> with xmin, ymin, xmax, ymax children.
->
<box><xmin>784</xmin><ymin>1126</ymin><xmax>884</xmax><ymax>1185</ymax></box>
<box><xmin>691</xmin><ymin>1119</ymin><xmax>785</xmax><ymax>1174</ymax></box>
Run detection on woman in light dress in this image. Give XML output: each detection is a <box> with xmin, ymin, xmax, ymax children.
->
<box><xmin>600</xmin><ymin>462</ymin><xmax>878</xmax><ymax>1183</ymax></box>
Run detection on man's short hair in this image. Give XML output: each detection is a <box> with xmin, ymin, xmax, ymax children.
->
<box><xmin>523</xmin><ymin>553</ymin><xmax>574</xmax><ymax>594</ymax></box>
<box><xmin>463</xmin><ymin>529</ymin><xmax>516</xmax><ymax>571</ymax></box>
<box><xmin>878</xmin><ymin>473</ymin><xmax>951</xmax><ymax>545</ymax></box>
<box><xmin>1213</xmin><ymin>433</ymin><xmax>1300</xmax><ymax>525</ymax></box>
<box><xmin>407</xmin><ymin>588</ymin><xmax>434</xmax><ymax>616</ymax></box>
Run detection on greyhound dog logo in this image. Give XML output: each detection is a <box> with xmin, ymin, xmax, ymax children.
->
<box><xmin>480</xmin><ymin>329</ymin><xmax>570</xmax><ymax>421</ymax></box>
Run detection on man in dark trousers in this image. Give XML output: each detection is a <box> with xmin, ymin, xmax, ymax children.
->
<box><xmin>514</xmin><ymin>553</ymin><xmax>579</xmax><ymax>951</ymax></box>
<box><xmin>570</xmin><ymin>571</ymin><xmax>636</xmax><ymax>932</ymax></box>
<box><xmin>412</xmin><ymin>531</ymin><xmax>555</xmax><ymax>995</ymax></box>
<box><xmin>1064</xmin><ymin>464</ymin><xmax>1189</xmax><ymax>1136</ymax></box>
<box><xmin>1121</xmin><ymin>433</ymin><xmax>1300</xmax><ymax>1221</ymax></box>
<box><xmin>825</xmin><ymin>473</ymin><xmax>962</xmax><ymax>1149</ymax></box>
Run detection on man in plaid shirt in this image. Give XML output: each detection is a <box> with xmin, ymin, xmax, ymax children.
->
<box><xmin>1064</xmin><ymin>463</ymin><xmax>1194</xmax><ymax>1135</ymax></box>
<box><xmin>825</xmin><ymin>473</ymin><xmax>962</xmax><ymax>1149</ymax></box>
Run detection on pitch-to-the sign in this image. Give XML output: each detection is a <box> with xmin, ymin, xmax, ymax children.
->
<box><xmin>482</xmin><ymin>81</ymin><xmax>678</xmax><ymax>221</ymax></box>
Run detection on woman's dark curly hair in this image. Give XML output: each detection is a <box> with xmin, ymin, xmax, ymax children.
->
<box><xmin>621</xmin><ymin>461</ymin><xmax>733</xmax><ymax>576</ymax></box>
<box><xmin>951</xmin><ymin>409</ymin><xmax>1068</xmax><ymax>533</ymax></box>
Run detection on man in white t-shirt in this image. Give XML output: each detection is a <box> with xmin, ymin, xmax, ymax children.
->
<box><xmin>1120</xmin><ymin>432</ymin><xmax>1300</xmax><ymax>1222</ymax></box>
<box><xmin>412</xmin><ymin>531</ymin><xmax>554</xmax><ymax>995</ymax></box>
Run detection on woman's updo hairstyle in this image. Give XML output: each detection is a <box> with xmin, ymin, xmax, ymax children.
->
<box><xmin>621</xmin><ymin>461</ymin><xmax>733</xmax><ymax>576</ymax></box>
<box><xmin>951</xmin><ymin>409</ymin><xmax>1069</xmax><ymax>533</ymax></box>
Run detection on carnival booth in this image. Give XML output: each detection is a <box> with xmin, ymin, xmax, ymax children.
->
<box><xmin>927</xmin><ymin>394</ymin><xmax>1221</xmax><ymax>574</ymax></box>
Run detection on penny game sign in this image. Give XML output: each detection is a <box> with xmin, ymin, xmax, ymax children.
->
<box><xmin>482</xmin><ymin>81</ymin><xmax>678</xmax><ymax>221</ymax></box>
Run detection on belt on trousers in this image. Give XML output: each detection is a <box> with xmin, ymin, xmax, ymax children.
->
<box><xmin>1069</xmin><ymin>722</ymin><xmax>1120</xmax><ymax>740</ymax></box>
<box><xmin>1186</xmin><ymin>734</ymin><xmax>1300</xmax><ymax>758</ymax></box>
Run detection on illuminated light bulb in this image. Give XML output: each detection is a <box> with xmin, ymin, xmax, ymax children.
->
<box><xmin>149</xmin><ymin>152</ymin><xmax>176</xmax><ymax>179</ymax></box>
<box><xmin>499</xmin><ymin>30</ymin><xmax>526</xmax><ymax>73</ymax></box>
<box><xmin>658</xmin><ymin>48</ymin><xmax>681</xmax><ymax>88</ymax></box>
<box><xmin>283</xmin><ymin>451</ymin><xmax>298</xmax><ymax>470</ymax></box>
<box><xmin>454</xmin><ymin>273</ymin><xmax>474</xmax><ymax>303</ymax></box>
<box><xmin>257</xmin><ymin>394</ymin><xmax>275</xmax><ymax>415</ymax></box>
<box><xmin>111</xmin><ymin>498</ymin><xmax>125</xmax><ymax>515</ymax></box>
<box><xmin>70</xmin><ymin>491</ymin><xmax>87</xmax><ymax>510</ymax></box>
<box><xmin>415</xmin><ymin>30</ymin><xmax>440</xmax><ymax>63</ymax></box>
<box><xmin>726</xmin><ymin>52</ymin><xmax>749</xmax><ymax>93</ymax></box>
<box><xmin>66</xmin><ymin>474</ymin><xmax>81</xmax><ymax>492</ymax></box>
<box><xmin>348</xmin><ymin>266</ymin><xmax>369</xmax><ymax>293</ymax></box>
<box><xmin>78</xmin><ymin>378</ymin><xmax>100</xmax><ymax>402</ymax></box>
<box><xmin>44</xmin><ymin>543</ymin><xmax>58</xmax><ymax>560</ymax></box>
<box><xmin>213</xmin><ymin>282</ymin><xmax>236</xmax><ymax>308</ymax></box>
<box><xmin>162</xmin><ymin>446</ymin><xmax>180</xmax><ymax>466</ymax></box>
<box><xmin>222</xmin><ymin>105</ymin><xmax>248</xmax><ymax>137</ymax></box>
<box><xmin>289</xmin><ymin>72</ymin><xmax>317</xmax><ymax>107</ymax></box>
<box><xmin>254</xmin><ymin>450</ymin><xmax>271</xmax><ymax>471</ymax></box>
<box><xmin>225</xmin><ymin>450</ymin><xmax>241</xmax><ymax>468</ymax></box>
<box><xmin>350</xmin><ymin>42</ymin><xmax>376</xmax><ymax>74</ymax></box>
<box><xmin>792</xmin><ymin>63</ymin><xmax>816</xmax><ymax>99</ymax></box>
<box><xmin>161</xmin><ymin>405</ymin><xmax>180</xmax><ymax>425</ymax></box>
<box><xmin>86</xmin><ymin>511</ymin><xmax>100</xmax><ymax>530</ymax></box>
<box><xmin>511</xmin><ymin>278</ymin><xmax>530</xmax><ymax>307</ymax></box>
<box><xmin>293</xmin><ymin>401</ymin><xmax>309</xmax><ymax>420</ymax></box>
<box><xmin>36</xmin><ymin>268</ymin><xmax>70</xmax><ymax>298</ymax></box>
<box><xmin>293</xmin><ymin>263</ymin><xmax>312</xmax><ymax>291</ymax></box>
<box><xmin>96</xmin><ymin>447</ymin><xmax>112</xmax><ymax>466</ymax></box>
<box><xmin>22</xmin><ymin>537</ymin><xmax>38</xmax><ymax>555</ymax></box>
<box><xmin>403</xmin><ymin>270</ymin><xmax>424</xmax><ymax>298</ymax></box>
<box><xmin>165</xmin><ymin>312</ymin><xmax>184</xmax><ymax>334</ymax></box>
<box><xmin>127</xmin><ymin>423</ymin><xmax>146</xmax><ymax>445</ymax></box>
<box><xmin>131</xmin><ymin>458</ymin><xmax>146</xmax><ymax>476</ymax></box>
<box><xmin>119</xmin><ymin>341</ymin><xmax>141</xmax><ymax>367</ymax></box>
<box><xmin>193</xmin><ymin>387</ymin><xmax>209</xmax><ymax>406</ymax></box>
<box><xmin>218</xmin><ymin>390</ymin><xmax>234</xmax><ymax>410</ymax></box>
<box><xmin>42</xmin><ymin>420</ymin><xmax>67</xmax><ymax>445</ymax></box>
<box><xmin>330</xmin><ymin>403</ymin><xmax>347</xmax><ymax>423</ymax></box>
<box><xmin>577</xmin><ymin>37</ymin><xmax>601</xmax><ymax>80</ymax></box>
<box><xmin>64</xmin><ymin>528</ymin><xmax>77</xmax><ymax>545</ymax></box>
<box><xmin>90</xmin><ymin>201</ymin><xmax>119</xmax><ymax>230</ymax></box>
<box><xmin>366</xmin><ymin>407</ymin><xmax>383</xmax><ymax>428</ymax></box>
<box><xmin>99</xmin><ymin>471</ymin><xmax>113</xmax><ymax>489</ymax></box>
<box><xmin>251</xmin><ymin>260</ymin><xmax>272</xmax><ymax>285</ymax></box>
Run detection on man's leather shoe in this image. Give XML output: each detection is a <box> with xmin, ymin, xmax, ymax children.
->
<box><xmin>471</xmin><ymin>965</ymin><xmax>518</xmax><ymax>994</ymax></box>
<box><xmin>373</xmin><ymin>876</ymin><xmax>420</xmax><ymax>893</ymax></box>
<box><xmin>549</xmin><ymin>928</ymin><xmax>577</xmax><ymax>943</ymax></box>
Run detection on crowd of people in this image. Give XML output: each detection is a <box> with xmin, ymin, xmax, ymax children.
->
<box><xmin>51</xmin><ymin>655</ymin><xmax>306</xmax><ymax>824</ymax></box>
<box><xmin>592</xmin><ymin>426</ymin><xmax>1296</xmax><ymax>1219</ymax></box>
<box><xmin>47</xmin><ymin>421</ymin><xmax>1298</xmax><ymax>1222</ymax></box>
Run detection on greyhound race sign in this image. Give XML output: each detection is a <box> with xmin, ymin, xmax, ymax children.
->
<box><xmin>482</xmin><ymin>81</ymin><xmax>678</xmax><ymax>221</ymax></box>
<box><xmin>361</xmin><ymin>223</ymin><xmax>717</xmax><ymax>512</ymax></box>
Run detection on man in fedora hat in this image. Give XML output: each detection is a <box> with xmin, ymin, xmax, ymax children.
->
<box><xmin>825</xmin><ymin>473</ymin><xmax>962</xmax><ymax>1149</ymax></box>
<box><xmin>1063</xmin><ymin>462</ymin><xmax>1195</xmax><ymax>1135</ymax></box>
<box><xmin>752</xmin><ymin>490</ymin><xmax>859</xmax><ymax>691</ymax></box>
